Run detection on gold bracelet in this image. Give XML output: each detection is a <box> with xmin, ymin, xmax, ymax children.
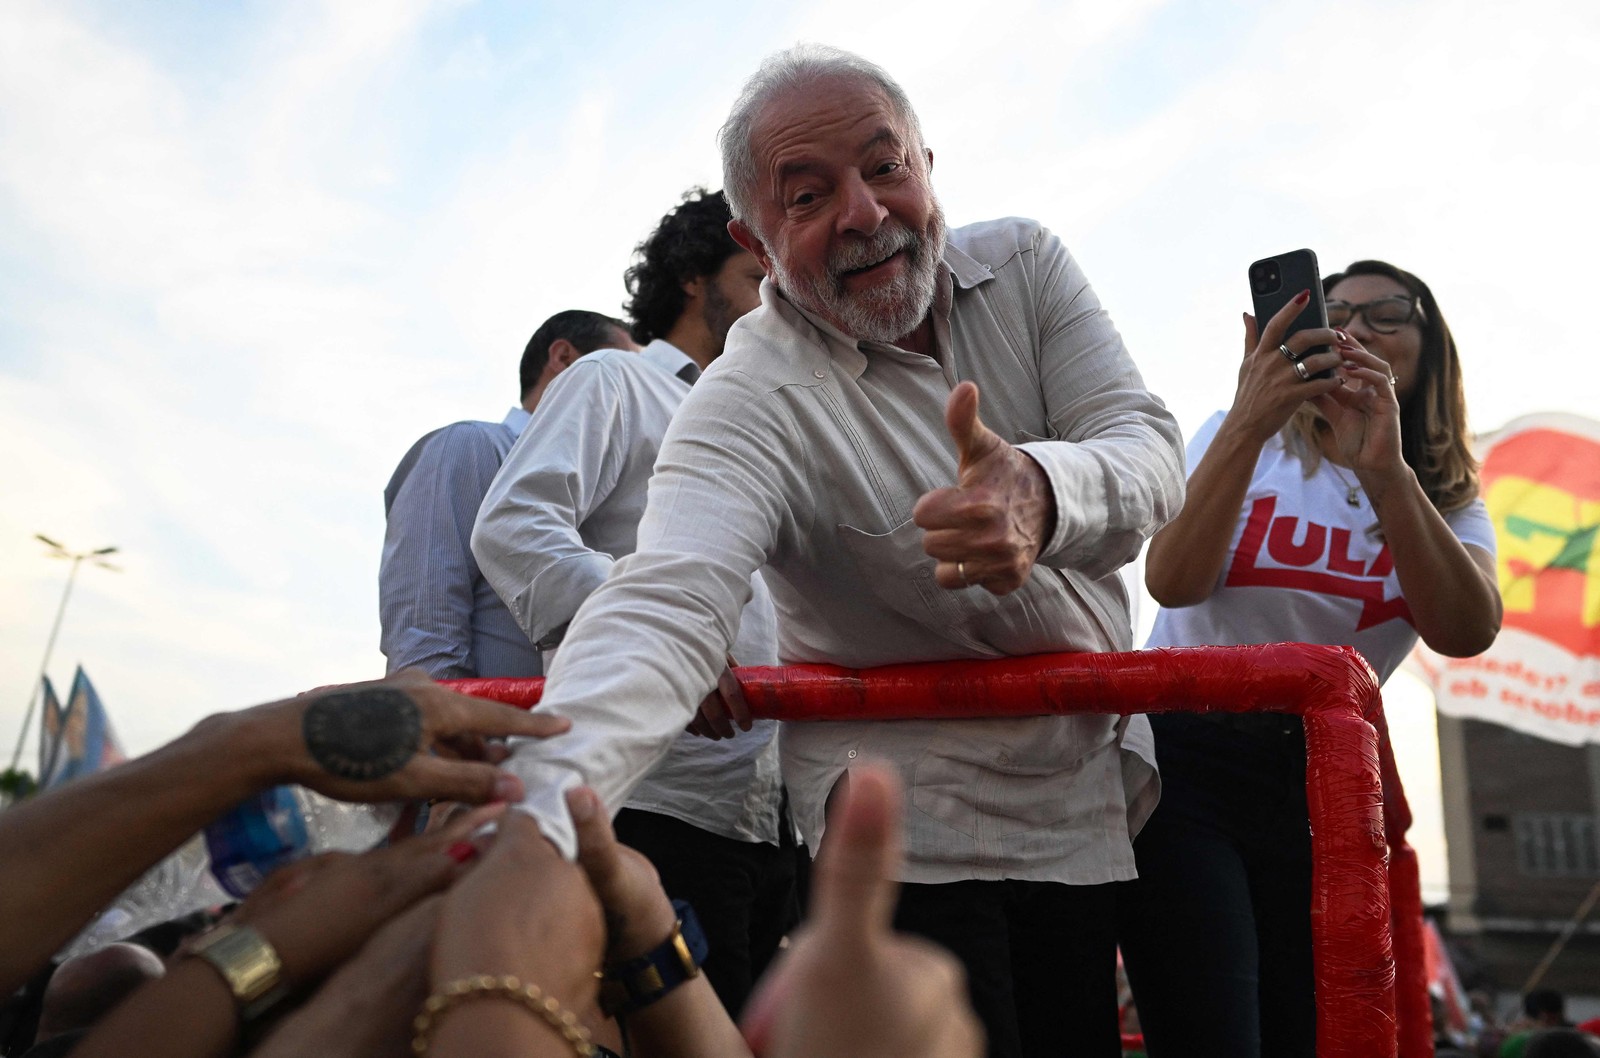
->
<box><xmin>412</xmin><ymin>974</ymin><xmax>596</xmax><ymax>1057</ymax></box>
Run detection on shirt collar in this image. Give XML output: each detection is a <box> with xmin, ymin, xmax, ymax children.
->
<box><xmin>639</xmin><ymin>339</ymin><xmax>695</xmax><ymax>378</ymax></box>
<box><xmin>502</xmin><ymin>406</ymin><xmax>532</xmax><ymax>435</ymax></box>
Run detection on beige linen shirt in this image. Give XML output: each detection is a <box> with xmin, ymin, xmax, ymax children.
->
<box><xmin>510</xmin><ymin>217</ymin><xmax>1185</xmax><ymax>884</ymax></box>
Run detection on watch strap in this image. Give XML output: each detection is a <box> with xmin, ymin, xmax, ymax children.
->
<box><xmin>190</xmin><ymin>922</ymin><xmax>290</xmax><ymax>1022</ymax></box>
<box><xmin>598</xmin><ymin>899</ymin><xmax>708</xmax><ymax>1017</ymax></box>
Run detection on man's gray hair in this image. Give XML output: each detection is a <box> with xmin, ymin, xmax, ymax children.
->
<box><xmin>719</xmin><ymin>44</ymin><xmax>925</xmax><ymax>229</ymax></box>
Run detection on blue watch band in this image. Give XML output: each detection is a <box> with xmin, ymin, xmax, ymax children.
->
<box><xmin>598</xmin><ymin>899</ymin><xmax>709</xmax><ymax>1016</ymax></box>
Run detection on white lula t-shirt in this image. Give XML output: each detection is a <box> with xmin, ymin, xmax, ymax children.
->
<box><xmin>1145</xmin><ymin>412</ymin><xmax>1497</xmax><ymax>684</ymax></box>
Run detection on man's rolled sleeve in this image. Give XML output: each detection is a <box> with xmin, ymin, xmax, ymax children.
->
<box><xmin>1023</xmin><ymin>228</ymin><xmax>1185</xmax><ymax>578</ymax></box>
<box><xmin>500</xmin><ymin>370</ymin><xmax>796</xmax><ymax>858</ymax></box>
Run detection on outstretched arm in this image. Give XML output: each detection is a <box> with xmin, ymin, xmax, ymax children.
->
<box><xmin>499</xmin><ymin>373</ymin><xmax>796</xmax><ymax>858</ymax></box>
<box><xmin>73</xmin><ymin>810</ymin><xmax>497</xmax><ymax>1058</ymax></box>
<box><xmin>0</xmin><ymin>671</ymin><xmax>566</xmax><ymax>994</ymax></box>
<box><xmin>565</xmin><ymin>786</ymin><xmax>751</xmax><ymax>1058</ymax></box>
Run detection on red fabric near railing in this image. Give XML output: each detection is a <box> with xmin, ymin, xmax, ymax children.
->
<box><xmin>450</xmin><ymin>642</ymin><xmax>1429</xmax><ymax>1058</ymax></box>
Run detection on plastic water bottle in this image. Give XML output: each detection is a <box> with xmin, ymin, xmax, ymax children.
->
<box><xmin>61</xmin><ymin>788</ymin><xmax>400</xmax><ymax>958</ymax></box>
<box><xmin>204</xmin><ymin>786</ymin><xmax>401</xmax><ymax>897</ymax></box>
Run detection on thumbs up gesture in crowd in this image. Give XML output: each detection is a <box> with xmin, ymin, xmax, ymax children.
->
<box><xmin>741</xmin><ymin>764</ymin><xmax>983</xmax><ymax>1058</ymax></box>
<box><xmin>913</xmin><ymin>381</ymin><xmax>1057</xmax><ymax>595</ymax></box>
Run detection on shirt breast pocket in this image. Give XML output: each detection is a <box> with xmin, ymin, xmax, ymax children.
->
<box><xmin>836</xmin><ymin>518</ymin><xmax>1002</xmax><ymax>637</ymax></box>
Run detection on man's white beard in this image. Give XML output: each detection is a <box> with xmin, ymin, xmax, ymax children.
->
<box><xmin>771</xmin><ymin>200</ymin><xmax>946</xmax><ymax>345</ymax></box>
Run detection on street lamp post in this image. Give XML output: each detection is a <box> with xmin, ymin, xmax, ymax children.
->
<box><xmin>7</xmin><ymin>535</ymin><xmax>121</xmax><ymax>774</ymax></box>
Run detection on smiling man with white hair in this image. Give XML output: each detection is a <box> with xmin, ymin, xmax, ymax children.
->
<box><xmin>504</xmin><ymin>44</ymin><xmax>1184</xmax><ymax>1056</ymax></box>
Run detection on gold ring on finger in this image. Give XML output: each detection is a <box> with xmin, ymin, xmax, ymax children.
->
<box><xmin>958</xmin><ymin>561</ymin><xmax>970</xmax><ymax>586</ymax></box>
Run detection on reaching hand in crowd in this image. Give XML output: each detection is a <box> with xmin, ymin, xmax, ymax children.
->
<box><xmin>70</xmin><ymin>807</ymin><xmax>502</xmax><ymax>1058</ymax></box>
<box><xmin>3</xmin><ymin>708</ymin><xmax>987</xmax><ymax>1058</ymax></box>
<box><xmin>0</xmin><ymin>672</ymin><xmax>568</xmax><ymax>998</ymax></box>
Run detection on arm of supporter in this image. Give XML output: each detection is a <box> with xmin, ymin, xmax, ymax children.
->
<box><xmin>427</xmin><ymin>812</ymin><xmax>605</xmax><ymax>1058</ymax></box>
<box><xmin>0</xmin><ymin>672</ymin><xmax>564</xmax><ymax>995</ymax></box>
<box><xmin>1016</xmin><ymin>228</ymin><xmax>1186</xmax><ymax>579</ymax></box>
<box><xmin>1383</xmin><ymin>514</ymin><xmax>1499</xmax><ymax>657</ymax></box>
<box><xmin>500</xmin><ymin>372</ymin><xmax>796</xmax><ymax>858</ymax></box>
<box><xmin>73</xmin><ymin>812</ymin><xmax>496</xmax><ymax>1058</ymax></box>
<box><xmin>473</xmin><ymin>360</ymin><xmax>627</xmax><ymax>646</ymax></box>
<box><xmin>380</xmin><ymin>424</ymin><xmax>508</xmax><ymax>678</ymax></box>
<box><xmin>249</xmin><ymin>896</ymin><xmax>442</xmax><ymax>1058</ymax></box>
<box><xmin>1324</xmin><ymin>346</ymin><xmax>1501</xmax><ymax>655</ymax></box>
<box><xmin>565</xmin><ymin>787</ymin><xmax>751</xmax><ymax>1058</ymax></box>
<box><xmin>1142</xmin><ymin>411</ymin><xmax>1259</xmax><ymax>607</ymax></box>
<box><xmin>1144</xmin><ymin>301</ymin><xmax>1347</xmax><ymax>606</ymax></box>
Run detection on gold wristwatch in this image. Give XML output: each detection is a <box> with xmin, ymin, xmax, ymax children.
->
<box><xmin>189</xmin><ymin>923</ymin><xmax>289</xmax><ymax>1021</ymax></box>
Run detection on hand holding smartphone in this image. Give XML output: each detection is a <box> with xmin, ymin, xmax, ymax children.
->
<box><xmin>1248</xmin><ymin>249</ymin><xmax>1332</xmax><ymax>380</ymax></box>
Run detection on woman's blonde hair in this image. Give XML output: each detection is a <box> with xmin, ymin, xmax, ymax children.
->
<box><xmin>1283</xmin><ymin>259</ymin><xmax>1479</xmax><ymax>514</ymax></box>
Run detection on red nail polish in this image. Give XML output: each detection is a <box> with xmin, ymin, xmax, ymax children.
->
<box><xmin>1294</xmin><ymin>290</ymin><xmax>1310</xmax><ymax>305</ymax></box>
<box><xmin>446</xmin><ymin>841</ymin><xmax>477</xmax><ymax>864</ymax></box>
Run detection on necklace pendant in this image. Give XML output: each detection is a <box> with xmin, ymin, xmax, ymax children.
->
<box><xmin>1347</xmin><ymin>486</ymin><xmax>1361</xmax><ymax>507</ymax></box>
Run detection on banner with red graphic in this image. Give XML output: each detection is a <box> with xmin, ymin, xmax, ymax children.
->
<box><xmin>1413</xmin><ymin>413</ymin><xmax>1600</xmax><ymax>745</ymax></box>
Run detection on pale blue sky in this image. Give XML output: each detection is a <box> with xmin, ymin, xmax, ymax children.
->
<box><xmin>4</xmin><ymin>0</ymin><xmax>1598</xmax><ymax>899</ymax></box>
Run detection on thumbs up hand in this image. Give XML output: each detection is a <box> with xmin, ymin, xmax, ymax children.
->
<box><xmin>911</xmin><ymin>381</ymin><xmax>1056</xmax><ymax>595</ymax></box>
<box><xmin>739</xmin><ymin>765</ymin><xmax>983</xmax><ymax>1058</ymax></box>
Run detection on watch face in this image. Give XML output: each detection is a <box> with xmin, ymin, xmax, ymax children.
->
<box><xmin>599</xmin><ymin>900</ymin><xmax>709</xmax><ymax>1016</ymax></box>
<box><xmin>196</xmin><ymin>925</ymin><xmax>283</xmax><ymax>1004</ymax></box>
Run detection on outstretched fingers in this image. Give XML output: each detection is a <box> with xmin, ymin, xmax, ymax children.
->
<box><xmin>432</xmin><ymin>692</ymin><xmax>572</xmax><ymax>740</ymax></box>
<box><xmin>404</xmin><ymin>754</ymin><xmax>524</xmax><ymax>805</ymax></box>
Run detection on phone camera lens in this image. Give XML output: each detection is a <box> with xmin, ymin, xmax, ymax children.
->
<box><xmin>1251</xmin><ymin>262</ymin><xmax>1283</xmax><ymax>297</ymax></box>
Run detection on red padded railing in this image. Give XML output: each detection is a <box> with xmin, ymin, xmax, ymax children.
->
<box><xmin>451</xmin><ymin>642</ymin><xmax>1430</xmax><ymax>1058</ymax></box>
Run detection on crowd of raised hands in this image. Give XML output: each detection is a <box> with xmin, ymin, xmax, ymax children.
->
<box><xmin>0</xmin><ymin>671</ymin><xmax>981</xmax><ymax>1058</ymax></box>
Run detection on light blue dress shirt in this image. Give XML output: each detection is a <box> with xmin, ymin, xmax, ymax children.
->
<box><xmin>379</xmin><ymin>407</ymin><xmax>542</xmax><ymax>679</ymax></box>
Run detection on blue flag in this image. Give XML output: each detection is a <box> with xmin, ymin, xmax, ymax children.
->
<box><xmin>37</xmin><ymin>676</ymin><xmax>64</xmax><ymax>779</ymax></box>
<box><xmin>42</xmin><ymin>667</ymin><xmax>126</xmax><ymax>789</ymax></box>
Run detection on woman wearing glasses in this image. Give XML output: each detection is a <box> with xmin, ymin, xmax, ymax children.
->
<box><xmin>1118</xmin><ymin>260</ymin><xmax>1502</xmax><ymax>1058</ymax></box>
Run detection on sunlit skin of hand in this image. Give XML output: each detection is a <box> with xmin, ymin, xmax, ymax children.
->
<box><xmin>914</xmin><ymin>381</ymin><xmax>1056</xmax><ymax>595</ymax></box>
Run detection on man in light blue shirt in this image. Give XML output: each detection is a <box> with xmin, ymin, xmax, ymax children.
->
<box><xmin>379</xmin><ymin>310</ymin><xmax>636</xmax><ymax>679</ymax></box>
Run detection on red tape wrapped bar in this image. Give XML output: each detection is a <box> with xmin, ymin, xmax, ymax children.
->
<box><xmin>451</xmin><ymin>642</ymin><xmax>1419</xmax><ymax>1058</ymax></box>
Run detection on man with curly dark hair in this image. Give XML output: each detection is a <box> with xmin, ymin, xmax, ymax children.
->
<box><xmin>476</xmin><ymin>189</ymin><xmax>790</xmax><ymax>1018</ymax></box>
<box><xmin>623</xmin><ymin>188</ymin><xmax>766</xmax><ymax>369</ymax></box>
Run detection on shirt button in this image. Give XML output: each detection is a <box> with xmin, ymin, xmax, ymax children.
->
<box><xmin>813</xmin><ymin>370</ymin><xmax>825</xmax><ymax>379</ymax></box>
<box><xmin>847</xmin><ymin>749</ymin><xmax>858</xmax><ymax>759</ymax></box>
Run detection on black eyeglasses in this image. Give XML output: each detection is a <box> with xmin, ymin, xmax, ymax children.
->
<box><xmin>1325</xmin><ymin>296</ymin><xmax>1422</xmax><ymax>334</ymax></box>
